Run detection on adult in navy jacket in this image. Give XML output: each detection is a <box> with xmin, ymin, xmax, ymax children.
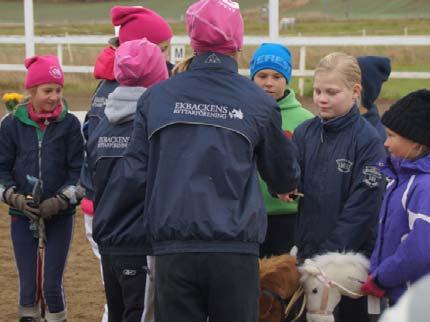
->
<box><xmin>96</xmin><ymin>1</ymin><xmax>300</xmax><ymax>322</ymax></box>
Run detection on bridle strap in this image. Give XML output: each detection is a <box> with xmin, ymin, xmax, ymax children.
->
<box><xmin>261</xmin><ymin>289</ymin><xmax>287</xmax><ymax>322</ymax></box>
<box><xmin>261</xmin><ymin>287</ymin><xmax>306</xmax><ymax>322</ymax></box>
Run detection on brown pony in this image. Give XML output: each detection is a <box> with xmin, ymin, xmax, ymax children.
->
<box><xmin>259</xmin><ymin>251</ymin><xmax>304</xmax><ymax>322</ymax></box>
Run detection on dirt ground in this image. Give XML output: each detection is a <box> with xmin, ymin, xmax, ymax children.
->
<box><xmin>0</xmin><ymin>204</ymin><xmax>106</xmax><ymax>322</ymax></box>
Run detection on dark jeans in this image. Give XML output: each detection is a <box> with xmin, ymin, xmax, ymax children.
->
<box><xmin>101</xmin><ymin>254</ymin><xmax>148</xmax><ymax>322</ymax></box>
<box><xmin>155</xmin><ymin>253</ymin><xmax>259</xmax><ymax>322</ymax></box>
<box><xmin>260</xmin><ymin>213</ymin><xmax>297</xmax><ymax>258</ymax></box>
<box><xmin>11</xmin><ymin>214</ymin><xmax>73</xmax><ymax>314</ymax></box>
<box><xmin>336</xmin><ymin>296</ymin><xmax>371</xmax><ymax>322</ymax></box>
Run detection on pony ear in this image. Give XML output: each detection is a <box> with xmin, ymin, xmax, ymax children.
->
<box><xmin>289</xmin><ymin>245</ymin><xmax>298</xmax><ymax>257</ymax></box>
<box><xmin>299</xmin><ymin>259</ymin><xmax>320</xmax><ymax>276</ymax></box>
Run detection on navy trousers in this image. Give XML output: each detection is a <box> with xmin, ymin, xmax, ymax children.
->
<box><xmin>11</xmin><ymin>214</ymin><xmax>73</xmax><ymax>313</ymax></box>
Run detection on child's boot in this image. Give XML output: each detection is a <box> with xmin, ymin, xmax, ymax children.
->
<box><xmin>18</xmin><ymin>305</ymin><xmax>41</xmax><ymax>322</ymax></box>
<box><xmin>45</xmin><ymin>310</ymin><xmax>67</xmax><ymax>322</ymax></box>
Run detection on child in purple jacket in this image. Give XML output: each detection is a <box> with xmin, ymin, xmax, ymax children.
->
<box><xmin>361</xmin><ymin>89</ymin><xmax>430</xmax><ymax>304</ymax></box>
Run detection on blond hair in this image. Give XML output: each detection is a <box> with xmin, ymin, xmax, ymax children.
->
<box><xmin>315</xmin><ymin>52</ymin><xmax>362</xmax><ymax>90</ymax></box>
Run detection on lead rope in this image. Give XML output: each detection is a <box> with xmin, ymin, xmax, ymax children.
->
<box><xmin>284</xmin><ymin>285</ymin><xmax>307</xmax><ymax>322</ymax></box>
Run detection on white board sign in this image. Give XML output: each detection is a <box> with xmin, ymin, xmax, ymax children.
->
<box><xmin>170</xmin><ymin>45</ymin><xmax>186</xmax><ymax>64</ymax></box>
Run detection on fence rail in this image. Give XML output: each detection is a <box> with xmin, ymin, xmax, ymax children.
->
<box><xmin>1</xmin><ymin>35</ymin><xmax>430</xmax><ymax>95</ymax></box>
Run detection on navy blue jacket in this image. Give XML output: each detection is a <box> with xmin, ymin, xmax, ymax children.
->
<box><xmin>293</xmin><ymin>106</ymin><xmax>386</xmax><ymax>259</ymax></box>
<box><xmin>362</xmin><ymin>105</ymin><xmax>387</xmax><ymax>142</ymax></box>
<box><xmin>96</xmin><ymin>53</ymin><xmax>300</xmax><ymax>256</ymax></box>
<box><xmin>80</xmin><ymin>79</ymin><xmax>119</xmax><ymax>199</ymax></box>
<box><xmin>88</xmin><ymin>86</ymin><xmax>149</xmax><ymax>255</ymax></box>
<box><xmin>0</xmin><ymin>102</ymin><xmax>84</xmax><ymax>216</ymax></box>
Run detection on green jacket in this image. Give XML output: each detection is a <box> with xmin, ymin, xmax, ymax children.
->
<box><xmin>260</xmin><ymin>88</ymin><xmax>314</xmax><ymax>215</ymax></box>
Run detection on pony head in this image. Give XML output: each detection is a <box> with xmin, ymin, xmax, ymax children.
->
<box><xmin>298</xmin><ymin>252</ymin><xmax>369</xmax><ymax>322</ymax></box>
<box><xmin>259</xmin><ymin>249</ymin><xmax>302</xmax><ymax>322</ymax></box>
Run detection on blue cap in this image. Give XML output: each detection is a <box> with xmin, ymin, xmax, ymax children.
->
<box><xmin>250</xmin><ymin>43</ymin><xmax>292</xmax><ymax>82</ymax></box>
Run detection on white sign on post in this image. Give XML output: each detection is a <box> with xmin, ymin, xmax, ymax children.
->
<box><xmin>170</xmin><ymin>45</ymin><xmax>186</xmax><ymax>64</ymax></box>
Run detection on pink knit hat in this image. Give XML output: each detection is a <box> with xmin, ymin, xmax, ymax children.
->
<box><xmin>186</xmin><ymin>0</ymin><xmax>244</xmax><ymax>54</ymax></box>
<box><xmin>24</xmin><ymin>55</ymin><xmax>64</xmax><ymax>89</ymax></box>
<box><xmin>111</xmin><ymin>6</ymin><xmax>173</xmax><ymax>45</ymax></box>
<box><xmin>114</xmin><ymin>38</ymin><xmax>168</xmax><ymax>88</ymax></box>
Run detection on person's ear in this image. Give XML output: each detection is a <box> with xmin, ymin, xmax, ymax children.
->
<box><xmin>352</xmin><ymin>83</ymin><xmax>362</xmax><ymax>102</ymax></box>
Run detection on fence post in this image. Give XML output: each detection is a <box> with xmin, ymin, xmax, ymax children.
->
<box><xmin>299</xmin><ymin>46</ymin><xmax>306</xmax><ymax>97</ymax></box>
<box><xmin>269</xmin><ymin>0</ymin><xmax>279</xmax><ymax>41</ymax></box>
<box><xmin>24</xmin><ymin>0</ymin><xmax>35</xmax><ymax>57</ymax></box>
<box><xmin>57</xmin><ymin>44</ymin><xmax>63</xmax><ymax>66</ymax></box>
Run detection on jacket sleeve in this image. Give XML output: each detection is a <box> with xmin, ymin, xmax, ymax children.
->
<box><xmin>374</xmin><ymin>186</ymin><xmax>430</xmax><ymax>288</ymax></box>
<box><xmin>319</xmin><ymin>136</ymin><xmax>385</xmax><ymax>253</ymax></box>
<box><xmin>93</xmin><ymin>92</ymin><xmax>149</xmax><ymax>216</ymax></box>
<box><xmin>0</xmin><ymin>116</ymin><xmax>18</xmax><ymax>196</ymax></box>
<box><xmin>63</xmin><ymin>115</ymin><xmax>84</xmax><ymax>187</ymax></box>
<box><xmin>256</xmin><ymin>106</ymin><xmax>300</xmax><ymax>194</ymax></box>
<box><xmin>79</xmin><ymin>114</ymin><xmax>96</xmax><ymax>196</ymax></box>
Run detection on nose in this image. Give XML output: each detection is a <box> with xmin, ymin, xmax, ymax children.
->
<box><xmin>263</xmin><ymin>78</ymin><xmax>274</xmax><ymax>88</ymax></box>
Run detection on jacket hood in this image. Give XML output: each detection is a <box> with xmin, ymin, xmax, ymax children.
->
<box><xmin>357</xmin><ymin>56</ymin><xmax>391</xmax><ymax>110</ymax></box>
<box><xmin>104</xmin><ymin>86</ymin><xmax>146</xmax><ymax>124</ymax></box>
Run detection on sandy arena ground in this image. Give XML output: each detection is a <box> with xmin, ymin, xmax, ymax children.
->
<box><xmin>0</xmin><ymin>204</ymin><xmax>106</xmax><ymax>321</ymax></box>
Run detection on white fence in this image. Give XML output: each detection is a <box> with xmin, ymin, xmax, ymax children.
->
<box><xmin>1</xmin><ymin>35</ymin><xmax>430</xmax><ymax>96</ymax></box>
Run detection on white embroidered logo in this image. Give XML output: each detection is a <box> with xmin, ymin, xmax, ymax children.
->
<box><xmin>362</xmin><ymin>166</ymin><xmax>382</xmax><ymax>188</ymax></box>
<box><xmin>122</xmin><ymin>269</ymin><xmax>137</xmax><ymax>276</ymax></box>
<box><xmin>49</xmin><ymin>66</ymin><xmax>62</xmax><ymax>79</ymax></box>
<box><xmin>97</xmin><ymin>136</ymin><xmax>130</xmax><ymax>149</ymax></box>
<box><xmin>336</xmin><ymin>159</ymin><xmax>353</xmax><ymax>173</ymax></box>
<box><xmin>93</xmin><ymin>96</ymin><xmax>107</xmax><ymax>108</ymax></box>
<box><xmin>228</xmin><ymin>109</ymin><xmax>243</xmax><ymax>120</ymax></box>
<box><xmin>173</xmin><ymin>102</ymin><xmax>244</xmax><ymax>120</ymax></box>
<box><xmin>205</xmin><ymin>54</ymin><xmax>222</xmax><ymax>64</ymax></box>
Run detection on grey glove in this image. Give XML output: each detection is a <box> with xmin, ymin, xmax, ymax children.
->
<box><xmin>3</xmin><ymin>187</ymin><xmax>39</xmax><ymax>215</ymax></box>
<box><xmin>39</xmin><ymin>196</ymin><xmax>69</xmax><ymax>219</ymax></box>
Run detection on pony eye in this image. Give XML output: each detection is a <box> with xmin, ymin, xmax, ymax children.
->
<box><xmin>312</xmin><ymin>288</ymin><xmax>318</xmax><ymax>294</ymax></box>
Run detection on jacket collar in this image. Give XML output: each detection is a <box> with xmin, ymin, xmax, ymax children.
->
<box><xmin>189</xmin><ymin>52</ymin><xmax>238</xmax><ymax>74</ymax></box>
<box><xmin>14</xmin><ymin>98</ymin><xmax>68</xmax><ymax>128</ymax></box>
<box><xmin>277</xmin><ymin>88</ymin><xmax>301</xmax><ymax>111</ymax></box>
<box><xmin>379</xmin><ymin>155</ymin><xmax>430</xmax><ymax>179</ymax></box>
<box><xmin>320</xmin><ymin>105</ymin><xmax>359</xmax><ymax>132</ymax></box>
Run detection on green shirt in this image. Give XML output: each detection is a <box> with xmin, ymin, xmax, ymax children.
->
<box><xmin>260</xmin><ymin>88</ymin><xmax>314</xmax><ymax>215</ymax></box>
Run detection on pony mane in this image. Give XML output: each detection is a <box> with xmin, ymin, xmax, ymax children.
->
<box><xmin>260</xmin><ymin>254</ymin><xmax>301</xmax><ymax>299</ymax></box>
<box><xmin>260</xmin><ymin>254</ymin><xmax>298</xmax><ymax>278</ymax></box>
<box><xmin>299</xmin><ymin>252</ymin><xmax>369</xmax><ymax>295</ymax></box>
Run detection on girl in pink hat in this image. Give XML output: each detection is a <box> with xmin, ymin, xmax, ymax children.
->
<box><xmin>0</xmin><ymin>55</ymin><xmax>84</xmax><ymax>322</ymax></box>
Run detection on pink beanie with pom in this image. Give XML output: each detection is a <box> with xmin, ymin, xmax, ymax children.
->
<box><xmin>114</xmin><ymin>38</ymin><xmax>168</xmax><ymax>88</ymax></box>
<box><xmin>24</xmin><ymin>55</ymin><xmax>64</xmax><ymax>89</ymax></box>
<box><xmin>186</xmin><ymin>0</ymin><xmax>244</xmax><ymax>54</ymax></box>
<box><xmin>111</xmin><ymin>6</ymin><xmax>173</xmax><ymax>45</ymax></box>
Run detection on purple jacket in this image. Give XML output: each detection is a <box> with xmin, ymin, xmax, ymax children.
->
<box><xmin>370</xmin><ymin>155</ymin><xmax>430</xmax><ymax>302</ymax></box>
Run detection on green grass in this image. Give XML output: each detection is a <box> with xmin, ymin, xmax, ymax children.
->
<box><xmin>280</xmin><ymin>0</ymin><xmax>430</xmax><ymax>19</ymax></box>
<box><xmin>0</xmin><ymin>0</ymin><xmax>267</xmax><ymax>23</ymax></box>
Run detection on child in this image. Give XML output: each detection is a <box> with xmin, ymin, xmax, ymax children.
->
<box><xmin>357</xmin><ymin>56</ymin><xmax>391</xmax><ymax>141</ymax></box>
<box><xmin>0</xmin><ymin>55</ymin><xmax>83</xmax><ymax>322</ymax></box>
<box><xmin>361</xmin><ymin>89</ymin><xmax>430</xmax><ymax>305</ymax></box>
<box><xmin>292</xmin><ymin>52</ymin><xmax>386</xmax><ymax>322</ymax></box>
<box><xmin>87</xmin><ymin>38</ymin><xmax>168</xmax><ymax>322</ymax></box>
<box><xmin>250</xmin><ymin>43</ymin><xmax>314</xmax><ymax>257</ymax></box>
<box><xmin>79</xmin><ymin>7</ymin><xmax>173</xmax><ymax>321</ymax></box>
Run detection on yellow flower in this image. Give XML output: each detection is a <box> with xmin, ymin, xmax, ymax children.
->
<box><xmin>2</xmin><ymin>92</ymin><xmax>24</xmax><ymax>102</ymax></box>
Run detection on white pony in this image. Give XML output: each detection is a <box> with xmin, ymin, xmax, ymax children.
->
<box><xmin>298</xmin><ymin>252</ymin><xmax>369</xmax><ymax>322</ymax></box>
